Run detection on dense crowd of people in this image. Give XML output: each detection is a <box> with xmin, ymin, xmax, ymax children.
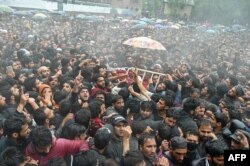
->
<box><xmin>0</xmin><ymin>12</ymin><xmax>250</xmax><ymax>166</ymax></box>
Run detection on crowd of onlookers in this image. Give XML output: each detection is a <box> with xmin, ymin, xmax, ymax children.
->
<box><xmin>0</xmin><ymin>13</ymin><xmax>250</xmax><ymax>166</ymax></box>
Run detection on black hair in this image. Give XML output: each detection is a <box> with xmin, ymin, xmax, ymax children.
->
<box><xmin>184</xmin><ymin>129</ymin><xmax>199</xmax><ymax>138</ymax></box>
<box><xmin>4</xmin><ymin>116</ymin><xmax>27</xmax><ymax>137</ymax></box>
<box><xmin>103</xmin><ymin>159</ymin><xmax>118</xmax><ymax>166</ymax></box>
<box><xmin>105</xmin><ymin>93</ymin><xmax>113</xmax><ymax>108</ymax></box>
<box><xmin>205</xmin><ymin>140</ymin><xmax>224</xmax><ymax>156</ymax></box>
<box><xmin>81</xmin><ymin>68</ymin><xmax>93</xmax><ymax>82</ymax></box>
<box><xmin>206</xmin><ymin>104</ymin><xmax>218</xmax><ymax>114</ymax></box>
<box><xmin>89</xmin><ymin>99</ymin><xmax>104</xmax><ymax>118</ymax></box>
<box><xmin>132</xmin><ymin>83</ymin><xmax>141</xmax><ymax>93</ymax></box>
<box><xmin>75</xmin><ymin>109</ymin><xmax>91</xmax><ymax>128</ymax></box>
<box><xmin>166</xmin><ymin>108</ymin><xmax>176</xmax><ymax>118</ymax></box>
<box><xmin>47</xmin><ymin>157</ymin><xmax>67</xmax><ymax>166</ymax></box>
<box><xmin>228</xmin><ymin>75</ymin><xmax>238</xmax><ymax>87</ymax></box>
<box><xmin>216</xmin><ymin>83</ymin><xmax>228</xmax><ymax>98</ymax></box>
<box><xmin>150</xmin><ymin>93</ymin><xmax>161</xmax><ymax>102</ymax></box>
<box><xmin>94</xmin><ymin>90</ymin><xmax>106</xmax><ymax>99</ymax></box>
<box><xmin>205</xmin><ymin>85</ymin><xmax>216</xmax><ymax>96</ymax></box>
<box><xmin>73</xmin><ymin>150</ymin><xmax>99</xmax><ymax>166</ymax></box>
<box><xmin>197</xmin><ymin>118</ymin><xmax>212</xmax><ymax>129</ymax></box>
<box><xmin>203</xmin><ymin>76</ymin><xmax>213</xmax><ymax>86</ymax></box>
<box><xmin>59</xmin><ymin>99</ymin><xmax>72</xmax><ymax>117</ymax></box>
<box><xmin>23</xmin><ymin>77</ymin><xmax>37</xmax><ymax>91</ymax></box>
<box><xmin>61</xmin><ymin>123</ymin><xmax>86</xmax><ymax>140</ymax></box>
<box><xmin>140</xmin><ymin>101</ymin><xmax>152</xmax><ymax>111</ymax></box>
<box><xmin>170</xmin><ymin>136</ymin><xmax>187</xmax><ymax>150</ymax></box>
<box><xmin>0</xmin><ymin>88</ymin><xmax>12</xmax><ymax>104</ymax></box>
<box><xmin>138</xmin><ymin>132</ymin><xmax>155</xmax><ymax>146</ymax></box>
<box><xmin>158</xmin><ymin>123</ymin><xmax>180</xmax><ymax>140</ymax></box>
<box><xmin>123</xmin><ymin>150</ymin><xmax>145</xmax><ymax>166</ymax></box>
<box><xmin>118</xmin><ymin>88</ymin><xmax>130</xmax><ymax>101</ymax></box>
<box><xmin>191</xmin><ymin>88</ymin><xmax>200</xmax><ymax>95</ymax></box>
<box><xmin>111</xmin><ymin>94</ymin><xmax>123</xmax><ymax>104</ymax></box>
<box><xmin>131</xmin><ymin>121</ymin><xmax>147</xmax><ymax>136</ymax></box>
<box><xmin>183</xmin><ymin>98</ymin><xmax>200</xmax><ymax>114</ymax></box>
<box><xmin>228</xmin><ymin>109</ymin><xmax>242</xmax><ymax>121</ymax></box>
<box><xmin>0</xmin><ymin>147</ymin><xmax>26</xmax><ymax>165</ymax></box>
<box><xmin>92</xmin><ymin>74</ymin><xmax>103</xmax><ymax>83</ymax></box>
<box><xmin>53</xmin><ymin>91</ymin><xmax>68</xmax><ymax>104</ymax></box>
<box><xmin>214</xmin><ymin>112</ymin><xmax>229</xmax><ymax>128</ymax></box>
<box><xmin>190</xmin><ymin>77</ymin><xmax>200</xmax><ymax>88</ymax></box>
<box><xmin>93</xmin><ymin>65</ymin><xmax>107</xmax><ymax>74</ymax></box>
<box><xmin>33</xmin><ymin>107</ymin><xmax>47</xmax><ymax>126</ymax></box>
<box><xmin>160</xmin><ymin>96</ymin><xmax>173</xmax><ymax>107</ymax></box>
<box><xmin>94</xmin><ymin>127</ymin><xmax>112</xmax><ymax>150</ymax></box>
<box><xmin>31</xmin><ymin>126</ymin><xmax>52</xmax><ymax>147</ymax></box>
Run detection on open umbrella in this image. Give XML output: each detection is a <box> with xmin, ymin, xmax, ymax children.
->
<box><xmin>82</xmin><ymin>15</ymin><xmax>103</xmax><ymax>22</ymax></box>
<box><xmin>0</xmin><ymin>5</ymin><xmax>14</xmax><ymax>13</ymax></box>
<box><xmin>131</xmin><ymin>24</ymin><xmax>147</xmax><ymax>30</ymax></box>
<box><xmin>123</xmin><ymin>37</ymin><xmax>166</xmax><ymax>50</ymax></box>
<box><xmin>76</xmin><ymin>14</ymin><xmax>86</xmax><ymax>19</ymax></box>
<box><xmin>33</xmin><ymin>13</ymin><xmax>47</xmax><ymax>20</ymax></box>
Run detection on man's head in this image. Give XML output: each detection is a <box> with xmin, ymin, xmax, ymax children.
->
<box><xmin>205</xmin><ymin>140</ymin><xmax>224</xmax><ymax>166</ymax></box>
<box><xmin>23</xmin><ymin>77</ymin><xmax>41</xmax><ymax>91</ymax></box>
<box><xmin>123</xmin><ymin>150</ymin><xmax>145</xmax><ymax>166</ymax></box>
<box><xmin>227</xmin><ymin>85</ymin><xmax>245</xmax><ymax>97</ymax></box>
<box><xmin>183</xmin><ymin>98</ymin><xmax>200</xmax><ymax>115</ymax></box>
<box><xmin>140</xmin><ymin>101</ymin><xmax>153</xmax><ymax>119</ymax></box>
<box><xmin>225</xmin><ymin>76</ymin><xmax>238</xmax><ymax>89</ymax></box>
<box><xmin>4</xmin><ymin>116</ymin><xmax>31</xmax><ymax>141</ymax></box>
<box><xmin>89</xmin><ymin>99</ymin><xmax>106</xmax><ymax>119</ymax></box>
<box><xmin>156</xmin><ymin>82</ymin><xmax>166</xmax><ymax>93</ymax></box>
<box><xmin>33</xmin><ymin>106</ymin><xmax>55</xmax><ymax>127</ymax></box>
<box><xmin>1</xmin><ymin>147</ymin><xmax>38</xmax><ymax>166</ymax></box>
<box><xmin>31</xmin><ymin>126</ymin><xmax>53</xmax><ymax>156</ymax></box>
<box><xmin>193</xmin><ymin>101</ymin><xmax>206</xmax><ymax>120</ymax></box>
<box><xmin>169</xmin><ymin>136</ymin><xmax>187</xmax><ymax>165</ymax></box>
<box><xmin>184</xmin><ymin>130</ymin><xmax>199</xmax><ymax>151</ymax></box>
<box><xmin>111</xmin><ymin>115</ymin><xmax>128</xmax><ymax>138</ymax></box>
<box><xmin>38</xmin><ymin>66</ymin><xmax>50</xmax><ymax>78</ymax></box>
<box><xmin>111</xmin><ymin>94</ymin><xmax>124</xmax><ymax>113</ymax></box>
<box><xmin>94</xmin><ymin>127</ymin><xmax>112</xmax><ymax>150</ymax></box>
<box><xmin>156</xmin><ymin>96</ymin><xmax>173</xmax><ymax>111</ymax></box>
<box><xmin>164</xmin><ymin>109</ymin><xmax>177</xmax><ymax>127</ymax></box>
<box><xmin>78</xmin><ymin>87</ymin><xmax>90</xmax><ymax>102</ymax></box>
<box><xmin>61</xmin><ymin>81</ymin><xmax>74</xmax><ymax>95</ymax></box>
<box><xmin>93</xmin><ymin>74</ymin><xmax>106</xmax><ymax>89</ymax></box>
<box><xmin>138</xmin><ymin>133</ymin><xmax>157</xmax><ymax>160</ymax></box>
<box><xmin>94</xmin><ymin>90</ymin><xmax>105</xmax><ymax>102</ymax></box>
<box><xmin>198</xmin><ymin>119</ymin><xmax>213</xmax><ymax>141</ymax></box>
<box><xmin>230</xmin><ymin>129</ymin><xmax>250</xmax><ymax>150</ymax></box>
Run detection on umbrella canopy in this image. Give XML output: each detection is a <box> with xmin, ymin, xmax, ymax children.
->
<box><xmin>123</xmin><ymin>37</ymin><xmax>166</xmax><ymax>50</ymax></box>
<box><xmin>76</xmin><ymin>14</ymin><xmax>86</xmax><ymax>19</ymax></box>
<box><xmin>33</xmin><ymin>13</ymin><xmax>47</xmax><ymax>20</ymax></box>
<box><xmin>82</xmin><ymin>15</ymin><xmax>103</xmax><ymax>22</ymax></box>
<box><xmin>0</xmin><ymin>5</ymin><xmax>14</xmax><ymax>13</ymax></box>
<box><xmin>140</xmin><ymin>18</ymin><xmax>154</xmax><ymax>24</ymax></box>
<box><xmin>131</xmin><ymin>24</ymin><xmax>147</xmax><ymax>30</ymax></box>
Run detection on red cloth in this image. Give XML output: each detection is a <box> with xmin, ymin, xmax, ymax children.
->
<box><xmin>90</xmin><ymin>86</ymin><xmax>104</xmax><ymax>97</ymax></box>
<box><xmin>24</xmin><ymin>138</ymin><xmax>89</xmax><ymax>166</ymax></box>
<box><xmin>89</xmin><ymin>118</ymin><xmax>103</xmax><ymax>137</ymax></box>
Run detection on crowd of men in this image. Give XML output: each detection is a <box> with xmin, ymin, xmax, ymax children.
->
<box><xmin>0</xmin><ymin>12</ymin><xmax>250</xmax><ymax>166</ymax></box>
